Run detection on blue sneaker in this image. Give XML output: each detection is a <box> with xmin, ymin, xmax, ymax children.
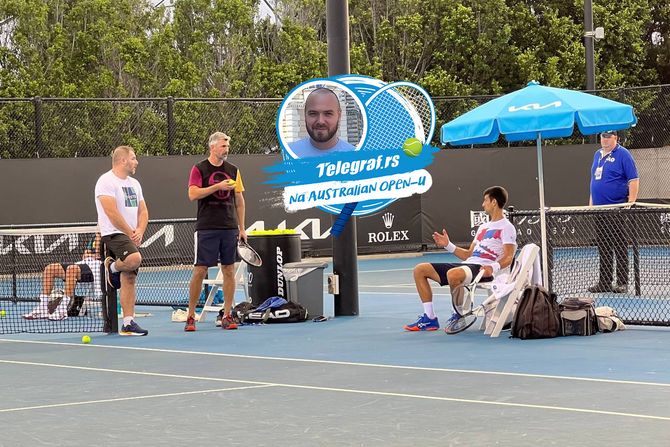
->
<box><xmin>403</xmin><ymin>313</ymin><xmax>440</xmax><ymax>331</ymax></box>
<box><xmin>104</xmin><ymin>257</ymin><xmax>121</xmax><ymax>289</ymax></box>
<box><xmin>445</xmin><ymin>312</ymin><xmax>461</xmax><ymax>325</ymax></box>
<box><xmin>120</xmin><ymin>320</ymin><xmax>149</xmax><ymax>336</ymax></box>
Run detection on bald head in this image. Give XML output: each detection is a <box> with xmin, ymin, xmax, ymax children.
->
<box><xmin>304</xmin><ymin>88</ymin><xmax>342</xmax><ymax>149</ymax></box>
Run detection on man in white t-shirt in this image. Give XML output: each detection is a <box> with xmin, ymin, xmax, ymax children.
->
<box><xmin>95</xmin><ymin>146</ymin><xmax>149</xmax><ymax>336</ymax></box>
<box><xmin>405</xmin><ymin>186</ymin><xmax>517</xmax><ymax>332</ymax></box>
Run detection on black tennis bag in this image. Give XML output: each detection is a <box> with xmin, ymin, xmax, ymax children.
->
<box><xmin>511</xmin><ymin>285</ymin><xmax>561</xmax><ymax>339</ymax></box>
<box><xmin>233</xmin><ymin>300</ymin><xmax>308</xmax><ymax>324</ymax></box>
<box><xmin>559</xmin><ymin>297</ymin><xmax>598</xmax><ymax>336</ymax></box>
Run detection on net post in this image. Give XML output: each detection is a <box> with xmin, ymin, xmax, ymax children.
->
<box><xmin>101</xmin><ymin>241</ymin><xmax>118</xmax><ymax>333</ymax></box>
<box><xmin>11</xmin><ymin>234</ymin><xmax>17</xmax><ymax>304</ymax></box>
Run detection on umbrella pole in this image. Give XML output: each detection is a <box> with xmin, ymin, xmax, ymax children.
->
<box><xmin>536</xmin><ymin>134</ymin><xmax>549</xmax><ymax>288</ymax></box>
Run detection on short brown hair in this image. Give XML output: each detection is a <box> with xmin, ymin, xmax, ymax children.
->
<box><xmin>483</xmin><ymin>186</ymin><xmax>508</xmax><ymax>209</ymax></box>
<box><xmin>112</xmin><ymin>145</ymin><xmax>135</xmax><ymax>164</ymax></box>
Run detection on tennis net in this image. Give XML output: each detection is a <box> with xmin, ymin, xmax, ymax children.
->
<box><xmin>0</xmin><ymin>225</ymin><xmax>105</xmax><ymax>334</ymax></box>
<box><xmin>509</xmin><ymin>203</ymin><xmax>670</xmax><ymax>326</ymax></box>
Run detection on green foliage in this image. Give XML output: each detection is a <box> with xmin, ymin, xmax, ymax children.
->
<box><xmin>0</xmin><ymin>0</ymin><xmax>667</xmax><ymax>157</ymax></box>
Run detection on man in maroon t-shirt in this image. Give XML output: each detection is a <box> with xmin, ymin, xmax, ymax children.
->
<box><xmin>184</xmin><ymin>132</ymin><xmax>247</xmax><ymax>331</ymax></box>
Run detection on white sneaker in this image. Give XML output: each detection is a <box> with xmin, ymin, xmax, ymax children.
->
<box><xmin>48</xmin><ymin>297</ymin><xmax>70</xmax><ymax>321</ymax></box>
<box><xmin>48</xmin><ymin>310</ymin><xmax>68</xmax><ymax>321</ymax></box>
<box><xmin>22</xmin><ymin>307</ymin><xmax>49</xmax><ymax>320</ymax></box>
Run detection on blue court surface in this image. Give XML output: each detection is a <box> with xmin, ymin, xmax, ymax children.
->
<box><xmin>1</xmin><ymin>254</ymin><xmax>669</xmax><ymax>446</ymax></box>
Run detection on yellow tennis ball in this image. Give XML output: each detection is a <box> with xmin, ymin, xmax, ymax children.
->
<box><xmin>402</xmin><ymin>138</ymin><xmax>423</xmax><ymax>157</ymax></box>
<box><xmin>226</xmin><ymin>179</ymin><xmax>236</xmax><ymax>186</ymax></box>
<box><xmin>82</xmin><ymin>335</ymin><xmax>91</xmax><ymax>344</ymax></box>
<box><xmin>0</xmin><ymin>309</ymin><xmax>6</xmax><ymax>317</ymax></box>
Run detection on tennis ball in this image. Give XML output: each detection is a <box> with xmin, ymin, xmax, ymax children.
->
<box><xmin>225</xmin><ymin>179</ymin><xmax>236</xmax><ymax>186</ymax></box>
<box><xmin>0</xmin><ymin>309</ymin><xmax>6</xmax><ymax>317</ymax></box>
<box><xmin>82</xmin><ymin>335</ymin><xmax>91</xmax><ymax>344</ymax></box>
<box><xmin>402</xmin><ymin>138</ymin><xmax>423</xmax><ymax>157</ymax></box>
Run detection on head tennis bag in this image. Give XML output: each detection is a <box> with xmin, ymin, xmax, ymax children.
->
<box><xmin>236</xmin><ymin>299</ymin><xmax>308</xmax><ymax>324</ymax></box>
<box><xmin>511</xmin><ymin>285</ymin><xmax>561</xmax><ymax>339</ymax></box>
<box><xmin>559</xmin><ymin>297</ymin><xmax>598</xmax><ymax>336</ymax></box>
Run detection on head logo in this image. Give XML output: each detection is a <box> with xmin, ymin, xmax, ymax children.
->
<box><xmin>382</xmin><ymin>212</ymin><xmax>394</xmax><ymax>229</ymax></box>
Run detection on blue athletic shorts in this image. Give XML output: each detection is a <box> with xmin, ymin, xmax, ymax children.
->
<box><xmin>430</xmin><ymin>262</ymin><xmax>492</xmax><ymax>286</ymax></box>
<box><xmin>194</xmin><ymin>229</ymin><xmax>239</xmax><ymax>267</ymax></box>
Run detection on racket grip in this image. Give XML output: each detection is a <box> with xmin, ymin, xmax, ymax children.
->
<box><xmin>331</xmin><ymin>202</ymin><xmax>358</xmax><ymax>237</ymax></box>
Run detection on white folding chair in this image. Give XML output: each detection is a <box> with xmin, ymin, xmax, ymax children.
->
<box><xmin>197</xmin><ymin>262</ymin><xmax>248</xmax><ymax>322</ymax></box>
<box><xmin>463</xmin><ymin>243</ymin><xmax>541</xmax><ymax>337</ymax></box>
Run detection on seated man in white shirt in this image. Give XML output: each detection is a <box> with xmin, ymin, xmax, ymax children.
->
<box><xmin>404</xmin><ymin>186</ymin><xmax>517</xmax><ymax>332</ymax></box>
<box><xmin>23</xmin><ymin>234</ymin><xmax>102</xmax><ymax>321</ymax></box>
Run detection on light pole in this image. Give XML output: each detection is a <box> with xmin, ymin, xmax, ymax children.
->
<box><xmin>583</xmin><ymin>0</ymin><xmax>605</xmax><ymax>91</ymax></box>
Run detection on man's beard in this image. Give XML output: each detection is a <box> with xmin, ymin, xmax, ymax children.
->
<box><xmin>307</xmin><ymin>125</ymin><xmax>338</xmax><ymax>143</ymax></box>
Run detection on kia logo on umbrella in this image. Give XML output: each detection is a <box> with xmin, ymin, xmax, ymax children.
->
<box><xmin>508</xmin><ymin>101</ymin><xmax>562</xmax><ymax>112</ymax></box>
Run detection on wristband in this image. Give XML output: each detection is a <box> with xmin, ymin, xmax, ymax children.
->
<box><xmin>490</xmin><ymin>262</ymin><xmax>501</xmax><ymax>275</ymax></box>
<box><xmin>445</xmin><ymin>242</ymin><xmax>456</xmax><ymax>253</ymax></box>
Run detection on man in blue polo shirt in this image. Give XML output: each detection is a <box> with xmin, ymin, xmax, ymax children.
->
<box><xmin>588</xmin><ymin>130</ymin><xmax>639</xmax><ymax>293</ymax></box>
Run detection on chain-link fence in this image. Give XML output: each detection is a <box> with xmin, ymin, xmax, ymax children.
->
<box><xmin>1</xmin><ymin>85</ymin><xmax>668</xmax><ymax>158</ymax></box>
<box><xmin>509</xmin><ymin>204</ymin><xmax>670</xmax><ymax>326</ymax></box>
<box><xmin>0</xmin><ymin>97</ymin><xmax>281</xmax><ymax>158</ymax></box>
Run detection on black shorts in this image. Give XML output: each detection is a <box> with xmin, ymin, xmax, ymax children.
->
<box><xmin>430</xmin><ymin>262</ymin><xmax>492</xmax><ymax>286</ymax></box>
<box><xmin>59</xmin><ymin>263</ymin><xmax>94</xmax><ymax>283</ymax></box>
<box><xmin>194</xmin><ymin>229</ymin><xmax>239</xmax><ymax>267</ymax></box>
<box><xmin>101</xmin><ymin>233</ymin><xmax>139</xmax><ymax>262</ymax></box>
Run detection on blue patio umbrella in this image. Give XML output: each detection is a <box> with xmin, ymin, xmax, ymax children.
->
<box><xmin>441</xmin><ymin>81</ymin><xmax>637</xmax><ymax>286</ymax></box>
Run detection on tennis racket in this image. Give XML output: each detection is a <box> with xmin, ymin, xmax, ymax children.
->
<box><xmin>237</xmin><ymin>240</ymin><xmax>262</xmax><ymax>267</ymax></box>
<box><xmin>331</xmin><ymin>82</ymin><xmax>436</xmax><ymax>235</ymax></box>
<box><xmin>444</xmin><ymin>271</ymin><xmax>486</xmax><ymax>335</ymax></box>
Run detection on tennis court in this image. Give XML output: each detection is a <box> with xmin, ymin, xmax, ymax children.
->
<box><xmin>1</xmin><ymin>254</ymin><xmax>669</xmax><ymax>446</ymax></box>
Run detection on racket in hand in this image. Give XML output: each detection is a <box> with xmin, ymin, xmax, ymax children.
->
<box><xmin>237</xmin><ymin>240</ymin><xmax>262</xmax><ymax>267</ymax></box>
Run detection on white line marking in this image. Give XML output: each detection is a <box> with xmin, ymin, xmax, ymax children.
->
<box><xmin>0</xmin><ymin>384</ymin><xmax>275</xmax><ymax>413</ymax></box>
<box><xmin>0</xmin><ymin>359</ymin><xmax>667</xmax><ymax>421</ymax></box>
<box><xmin>1</xmin><ymin>339</ymin><xmax>669</xmax><ymax>388</ymax></box>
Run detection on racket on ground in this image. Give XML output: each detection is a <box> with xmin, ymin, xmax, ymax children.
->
<box><xmin>237</xmin><ymin>240</ymin><xmax>262</xmax><ymax>267</ymax></box>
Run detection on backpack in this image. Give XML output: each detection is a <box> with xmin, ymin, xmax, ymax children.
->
<box><xmin>559</xmin><ymin>297</ymin><xmax>598</xmax><ymax>336</ymax></box>
<box><xmin>511</xmin><ymin>285</ymin><xmax>561</xmax><ymax>339</ymax></box>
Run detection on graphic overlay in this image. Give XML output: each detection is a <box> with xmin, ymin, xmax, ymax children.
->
<box><xmin>271</xmin><ymin>75</ymin><xmax>438</xmax><ymax>236</ymax></box>
<box><xmin>330</xmin><ymin>81</ymin><xmax>436</xmax><ymax>235</ymax></box>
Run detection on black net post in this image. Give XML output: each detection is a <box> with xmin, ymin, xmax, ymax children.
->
<box><xmin>101</xmin><ymin>241</ymin><xmax>118</xmax><ymax>333</ymax></box>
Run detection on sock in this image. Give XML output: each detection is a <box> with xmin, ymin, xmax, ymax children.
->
<box><xmin>123</xmin><ymin>316</ymin><xmax>133</xmax><ymax>326</ymax></box>
<box><xmin>422</xmin><ymin>302</ymin><xmax>435</xmax><ymax>319</ymax></box>
<box><xmin>110</xmin><ymin>262</ymin><xmax>119</xmax><ymax>273</ymax></box>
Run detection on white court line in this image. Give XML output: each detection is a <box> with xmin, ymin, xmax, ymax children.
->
<box><xmin>0</xmin><ymin>383</ymin><xmax>275</xmax><ymax>413</ymax></box>
<box><xmin>1</xmin><ymin>339</ymin><xmax>669</xmax><ymax>388</ymax></box>
<box><xmin>0</xmin><ymin>359</ymin><xmax>668</xmax><ymax>421</ymax></box>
